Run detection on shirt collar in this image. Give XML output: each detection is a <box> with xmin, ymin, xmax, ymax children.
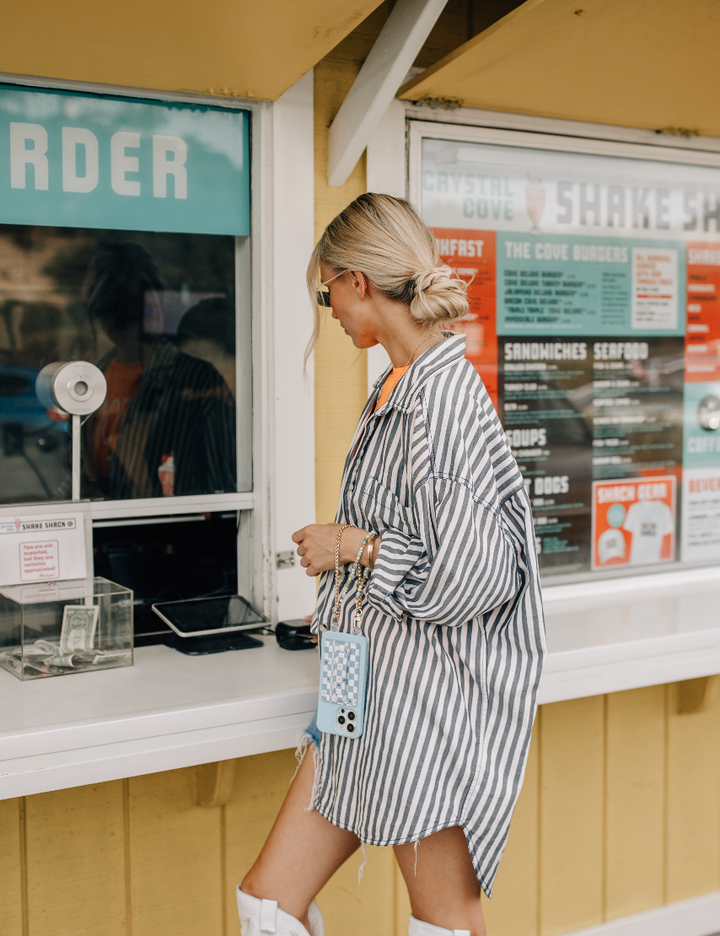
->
<box><xmin>373</xmin><ymin>333</ymin><xmax>467</xmax><ymax>414</ymax></box>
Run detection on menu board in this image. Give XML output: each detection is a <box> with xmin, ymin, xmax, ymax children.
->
<box><xmin>419</xmin><ymin>134</ymin><xmax>720</xmax><ymax>576</ymax></box>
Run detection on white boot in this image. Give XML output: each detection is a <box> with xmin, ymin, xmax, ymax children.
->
<box><xmin>409</xmin><ymin>914</ymin><xmax>470</xmax><ymax>936</ymax></box>
<box><xmin>236</xmin><ymin>885</ymin><xmax>325</xmax><ymax>936</ymax></box>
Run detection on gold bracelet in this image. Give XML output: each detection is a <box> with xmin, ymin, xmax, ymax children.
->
<box><xmin>366</xmin><ymin>533</ymin><xmax>377</xmax><ymax>571</ymax></box>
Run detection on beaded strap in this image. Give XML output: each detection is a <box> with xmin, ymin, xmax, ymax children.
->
<box><xmin>352</xmin><ymin>561</ymin><xmax>370</xmax><ymax>635</ymax></box>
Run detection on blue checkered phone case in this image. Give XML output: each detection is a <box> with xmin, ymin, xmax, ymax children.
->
<box><xmin>317</xmin><ymin>630</ymin><xmax>369</xmax><ymax>738</ymax></box>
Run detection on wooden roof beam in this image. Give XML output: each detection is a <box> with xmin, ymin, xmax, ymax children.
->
<box><xmin>327</xmin><ymin>0</ymin><xmax>448</xmax><ymax>187</ymax></box>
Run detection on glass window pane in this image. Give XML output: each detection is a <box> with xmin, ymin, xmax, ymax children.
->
<box><xmin>0</xmin><ymin>225</ymin><xmax>249</xmax><ymax>503</ymax></box>
<box><xmin>417</xmin><ymin>131</ymin><xmax>720</xmax><ymax>581</ymax></box>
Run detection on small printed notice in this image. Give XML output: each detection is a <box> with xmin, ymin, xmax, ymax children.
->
<box><xmin>682</xmin><ymin>468</ymin><xmax>720</xmax><ymax>561</ymax></box>
<box><xmin>20</xmin><ymin>541</ymin><xmax>59</xmax><ymax>582</ymax></box>
<box><xmin>0</xmin><ymin>513</ymin><xmax>86</xmax><ymax>586</ymax></box>
<box><xmin>632</xmin><ymin>248</ymin><xmax>678</xmax><ymax>330</ymax></box>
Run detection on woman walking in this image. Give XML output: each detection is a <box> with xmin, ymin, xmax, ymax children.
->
<box><xmin>237</xmin><ymin>194</ymin><xmax>545</xmax><ymax>936</ymax></box>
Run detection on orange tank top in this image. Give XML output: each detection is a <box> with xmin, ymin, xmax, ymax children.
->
<box><xmin>376</xmin><ymin>366</ymin><xmax>409</xmax><ymax>410</ymax></box>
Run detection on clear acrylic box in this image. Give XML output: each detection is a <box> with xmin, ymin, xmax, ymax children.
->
<box><xmin>0</xmin><ymin>577</ymin><xmax>133</xmax><ymax>680</ymax></box>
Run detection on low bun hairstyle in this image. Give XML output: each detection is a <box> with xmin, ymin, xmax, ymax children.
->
<box><xmin>411</xmin><ymin>265</ymin><xmax>469</xmax><ymax>323</ymax></box>
<box><xmin>306</xmin><ymin>194</ymin><xmax>468</xmax><ymax>357</ymax></box>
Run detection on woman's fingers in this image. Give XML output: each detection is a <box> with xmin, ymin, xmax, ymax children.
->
<box><xmin>291</xmin><ymin>523</ymin><xmax>353</xmax><ymax>576</ymax></box>
<box><xmin>291</xmin><ymin>526</ymin><xmax>309</xmax><ymax>545</ymax></box>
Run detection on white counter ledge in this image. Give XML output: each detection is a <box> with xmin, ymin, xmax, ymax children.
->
<box><xmin>1</xmin><ymin>566</ymin><xmax>719</xmax><ymax>800</ymax></box>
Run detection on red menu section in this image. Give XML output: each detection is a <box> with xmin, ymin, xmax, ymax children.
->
<box><xmin>685</xmin><ymin>242</ymin><xmax>720</xmax><ymax>383</ymax></box>
<box><xmin>432</xmin><ymin>228</ymin><xmax>498</xmax><ymax>410</ymax></box>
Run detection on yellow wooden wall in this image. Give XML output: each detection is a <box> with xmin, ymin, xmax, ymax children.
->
<box><xmin>313</xmin><ymin>42</ymin><xmax>372</xmax><ymax>524</ymax></box>
<box><xmin>2</xmin><ymin>680</ymin><xmax>719</xmax><ymax>936</ymax></box>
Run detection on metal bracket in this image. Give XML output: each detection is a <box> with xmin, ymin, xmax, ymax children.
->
<box><xmin>194</xmin><ymin>760</ymin><xmax>236</xmax><ymax>808</ymax></box>
<box><xmin>676</xmin><ymin>676</ymin><xmax>713</xmax><ymax>715</ymax></box>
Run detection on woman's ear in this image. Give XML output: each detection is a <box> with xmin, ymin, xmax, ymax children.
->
<box><xmin>350</xmin><ymin>271</ymin><xmax>369</xmax><ymax>300</ymax></box>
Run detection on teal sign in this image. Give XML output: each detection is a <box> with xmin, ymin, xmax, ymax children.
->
<box><xmin>496</xmin><ymin>233</ymin><xmax>685</xmax><ymax>337</ymax></box>
<box><xmin>0</xmin><ymin>86</ymin><xmax>249</xmax><ymax>236</ymax></box>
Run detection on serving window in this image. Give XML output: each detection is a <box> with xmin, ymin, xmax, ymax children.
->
<box><xmin>0</xmin><ymin>85</ymin><xmax>252</xmax><ymax>507</ymax></box>
<box><xmin>409</xmin><ymin>120</ymin><xmax>720</xmax><ymax>581</ymax></box>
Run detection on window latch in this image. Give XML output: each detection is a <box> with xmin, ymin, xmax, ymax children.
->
<box><xmin>276</xmin><ymin>551</ymin><xmax>295</xmax><ymax>570</ymax></box>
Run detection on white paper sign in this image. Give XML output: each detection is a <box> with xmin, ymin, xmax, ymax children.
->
<box><xmin>682</xmin><ymin>468</ymin><xmax>720</xmax><ymax>561</ymax></box>
<box><xmin>0</xmin><ymin>514</ymin><xmax>86</xmax><ymax>586</ymax></box>
<box><xmin>19</xmin><ymin>540</ymin><xmax>59</xmax><ymax>581</ymax></box>
<box><xmin>631</xmin><ymin>248</ymin><xmax>678</xmax><ymax>330</ymax></box>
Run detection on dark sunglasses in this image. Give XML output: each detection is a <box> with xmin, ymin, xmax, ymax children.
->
<box><xmin>316</xmin><ymin>270</ymin><xmax>345</xmax><ymax>307</ymax></box>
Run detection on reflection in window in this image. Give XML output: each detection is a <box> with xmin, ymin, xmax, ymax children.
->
<box><xmin>0</xmin><ymin>226</ymin><xmax>241</xmax><ymax>504</ymax></box>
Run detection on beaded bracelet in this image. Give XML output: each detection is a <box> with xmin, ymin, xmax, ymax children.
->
<box><xmin>332</xmin><ymin>528</ymin><xmax>375</xmax><ymax>629</ymax></box>
<box><xmin>352</xmin><ymin>555</ymin><xmax>370</xmax><ymax>635</ymax></box>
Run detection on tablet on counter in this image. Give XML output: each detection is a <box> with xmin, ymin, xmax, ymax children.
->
<box><xmin>151</xmin><ymin>595</ymin><xmax>267</xmax><ymax>638</ymax></box>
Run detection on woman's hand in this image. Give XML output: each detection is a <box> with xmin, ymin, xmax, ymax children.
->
<box><xmin>292</xmin><ymin>524</ymin><xmax>368</xmax><ymax>576</ymax></box>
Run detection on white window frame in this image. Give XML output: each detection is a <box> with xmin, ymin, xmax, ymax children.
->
<box><xmin>0</xmin><ymin>71</ymin><xmax>317</xmax><ymax>622</ymax></box>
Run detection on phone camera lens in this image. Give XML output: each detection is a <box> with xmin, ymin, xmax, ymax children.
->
<box><xmin>347</xmin><ymin>711</ymin><xmax>356</xmax><ymax>721</ymax></box>
<box><xmin>337</xmin><ymin>716</ymin><xmax>345</xmax><ymax>725</ymax></box>
<box><xmin>347</xmin><ymin>723</ymin><xmax>355</xmax><ymax>733</ymax></box>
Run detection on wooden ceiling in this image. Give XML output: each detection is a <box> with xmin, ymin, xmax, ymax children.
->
<box><xmin>400</xmin><ymin>0</ymin><xmax>720</xmax><ymax>138</ymax></box>
<box><xmin>0</xmin><ymin>0</ymin><xmax>386</xmax><ymax>102</ymax></box>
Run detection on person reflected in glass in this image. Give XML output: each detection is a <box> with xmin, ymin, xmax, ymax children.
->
<box><xmin>177</xmin><ymin>297</ymin><xmax>236</xmax><ymax>398</ymax></box>
<box><xmin>83</xmin><ymin>242</ymin><xmax>236</xmax><ymax>500</ymax></box>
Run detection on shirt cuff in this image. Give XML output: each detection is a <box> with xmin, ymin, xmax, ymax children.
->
<box><xmin>366</xmin><ymin>528</ymin><xmax>425</xmax><ymax>620</ymax></box>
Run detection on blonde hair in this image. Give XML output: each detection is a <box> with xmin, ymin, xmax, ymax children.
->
<box><xmin>306</xmin><ymin>193</ymin><xmax>468</xmax><ymax>360</ymax></box>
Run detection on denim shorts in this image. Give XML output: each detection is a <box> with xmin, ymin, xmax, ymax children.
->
<box><xmin>305</xmin><ymin>712</ymin><xmax>321</xmax><ymax>746</ymax></box>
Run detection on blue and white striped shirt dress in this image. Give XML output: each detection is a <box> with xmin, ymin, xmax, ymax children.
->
<box><xmin>311</xmin><ymin>334</ymin><xmax>546</xmax><ymax>896</ymax></box>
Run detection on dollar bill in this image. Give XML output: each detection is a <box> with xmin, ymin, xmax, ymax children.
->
<box><xmin>59</xmin><ymin>605</ymin><xmax>98</xmax><ymax>655</ymax></box>
<box><xmin>46</xmin><ymin>654</ymin><xmax>76</xmax><ymax>667</ymax></box>
<box><xmin>0</xmin><ymin>652</ymin><xmax>23</xmax><ymax>676</ymax></box>
<box><xmin>92</xmin><ymin>649</ymin><xmax>131</xmax><ymax>665</ymax></box>
<box><xmin>23</xmin><ymin>639</ymin><xmax>59</xmax><ymax>658</ymax></box>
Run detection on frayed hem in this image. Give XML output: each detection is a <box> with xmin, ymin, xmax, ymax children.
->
<box><xmin>292</xmin><ymin>731</ymin><xmax>317</xmax><ymax>782</ymax></box>
<box><xmin>357</xmin><ymin>842</ymin><xmax>367</xmax><ymax>884</ymax></box>
<box><xmin>292</xmin><ymin>732</ymin><xmax>321</xmax><ymax>813</ymax></box>
<box><xmin>304</xmin><ymin>742</ymin><xmax>321</xmax><ymax>813</ymax></box>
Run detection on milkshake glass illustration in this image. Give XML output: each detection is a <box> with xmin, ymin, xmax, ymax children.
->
<box><xmin>526</xmin><ymin>178</ymin><xmax>545</xmax><ymax>233</ymax></box>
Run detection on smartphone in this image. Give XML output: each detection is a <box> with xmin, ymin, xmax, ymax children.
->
<box><xmin>316</xmin><ymin>630</ymin><xmax>369</xmax><ymax>738</ymax></box>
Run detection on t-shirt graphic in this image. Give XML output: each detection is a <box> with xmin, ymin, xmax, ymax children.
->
<box><xmin>622</xmin><ymin>499</ymin><xmax>675</xmax><ymax>565</ymax></box>
<box><xmin>597</xmin><ymin>527</ymin><xmax>626</xmax><ymax>565</ymax></box>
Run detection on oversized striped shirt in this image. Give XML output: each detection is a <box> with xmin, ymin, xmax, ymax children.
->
<box><xmin>311</xmin><ymin>334</ymin><xmax>545</xmax><ymax>896</ymax></box>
